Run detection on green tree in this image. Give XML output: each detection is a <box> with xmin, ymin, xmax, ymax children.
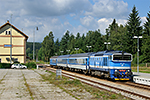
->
<box><xmin>106</xmin><ymin>19</ymin><xmax>119</xmax><ymax>50</ymax></box>
<box><xmin>42</xmin><ymin>31</ymin><xmax>54</xmax><ymax>61</ymax></box>
<box><xmin>38</xmin><ymin>47</ymin><xmax>44</xmax><ymax>61</ymax></box>
<box><xmin>85</xmin><ymin>29</ymin><xmax>104</xmax><ymax>52</ymax></box>
<box><xmin>54</xmin><ymin>38</ymin><xmax>60</xmax><ymax>55</ymax></box>
<box><xmin>81</xmin><ymin>34</ymin><xmax>86</xmax><ymax>51</ymax></box>
<box><xmin>70</xmin><ymin>49</ymin><xmax>85</xmax><ymax>54</ymax></box>
<box><xmin>143</xmin><ymin>11</ymin><xmax>150</xmax><ymax>36</ymax></box>
<box><xmin>126</xmin><ymin>5</ymin><xmax>142</xmax><ymax>54</ymax></box>
<box><xmin>60</xmin><ymin>30</ymin><xmax>70</xmax><ymax>54</ymax></box>
<box><xmin>141</xmin><ymin>11</ymin><xmax>150</xmax><ymax>62</ymax></box>
<box><xmin>75</xmin><ymin>32</ymin><xmax>82</xmax><ymax>50</ymax></box>
<box><xmin>141</xmin><ymin>36</ymin><xmax>150</xmax><ymax>63</ymax></box>
<box><xmin>26</xmin><ymin>48</ymin><xmax>31</xmax><ymax>57</ymax></box>
<box><xmin>68</xmin><ymin>33</ymin><xmax>75</xmax><ymax>52</ymax></box>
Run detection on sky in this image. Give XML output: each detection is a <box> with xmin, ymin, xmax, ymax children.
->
<box><xmin>0</xmin><ymin>0</ymin><xmax>149</xmax><ymax>42</ymax></box>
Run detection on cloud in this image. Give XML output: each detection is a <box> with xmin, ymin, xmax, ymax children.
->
<box><xmin>80</xmin><ymin>16</ymin><xmax>99</xmax><ymax>29</ymax></box>
<box><xmin>85</xmin><ymin>0</ymin><xmax>129</xmax><ymax>18</ymax></box>
<box><xmin>141</xmin><ymin>17</ymin><xmax>146</xmax><ymax>25</ymax></box>
<box><xmin>0</xmin><ymin>0</ymin><xmax>145</xmax><ymax>43</ymax></box>
<box><xmin>97</xmin><ymin>18</ymin><xmax>127</xmax><ymax>34</ymax></box>
<box><xmin>22</xmin><ymin>0</ymin><xmax>92</xmax><ymax>17</ymax></box>
<box><xmin>0</xmin><ymin>0</ymin><xmax>92</xmax><ymax>18</ymax></box>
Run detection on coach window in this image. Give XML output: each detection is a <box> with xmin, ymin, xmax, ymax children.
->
<box><xmin>75</xmin><ymin>59</ymin><xmax>77</xmax><ymax>63</ymax></box>
<box><xmin>0</xmin><ymin>58</ymin><xmax>1</xmax><ymax>63</ymax></box>
<box><xmin>69</xmin><ymin>59</ymin><xmax>74</xmax><ymax>63</ymax></box>
<box><xmin>84</xmin><ymin>59</ymin><xmax>86</xmax><ymax>64</ymax></box>
<box><xmin>103</xmin><ymin>58</ymin><xmax>107</xmax><ymax>66</ymax></box>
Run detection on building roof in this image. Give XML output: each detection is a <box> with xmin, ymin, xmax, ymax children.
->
<box><xmin>0</xmin><ymin>20</ymin><xmax>28</xmax><ymax>39</ymax></box>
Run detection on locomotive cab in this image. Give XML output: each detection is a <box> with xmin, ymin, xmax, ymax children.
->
<box><xmin>110</xmin><ymin>53</ymin><xmax>133</xmax><ymax>80</ymax></box>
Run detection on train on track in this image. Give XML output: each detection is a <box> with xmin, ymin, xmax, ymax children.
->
<box><xmin>50</xmin><ymin>50</ymin><xmax>133</xmax><ymax>81</ymax></box>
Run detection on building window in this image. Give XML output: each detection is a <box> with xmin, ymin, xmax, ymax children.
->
<box><xmin>12</xmin><ymin>58</ymin><xmax>18</xmax><ymax>62</ymax></box>
<box><xmin>6</xmin><ymin>58</ymin><xmax>10</xmax><ymax>62</ymax></box>
<box><xmin>4</xmin><ymin>44</ymin><xmax>12</xmax><ymax>48</ymax></box>
<box><xmin>6</xmin><ymin>31</ymin><xmax>11</xmax><ymax>35</ymax></box>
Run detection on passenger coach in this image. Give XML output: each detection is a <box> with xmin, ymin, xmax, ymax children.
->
<box><xmin>50</xmin><ymin>56</ymin><xmax>58</xmax><ymax>67</ymax></box>
<box><xmin>68</xmin><ymin>53</ymin><xmax>93</xmax><ymax>74</ymax></box>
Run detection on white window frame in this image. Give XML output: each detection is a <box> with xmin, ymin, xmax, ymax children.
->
<box><xmin>6</xmin><ymin>31</ymin><xmax>11</xmax><ymax>35</ymax></box>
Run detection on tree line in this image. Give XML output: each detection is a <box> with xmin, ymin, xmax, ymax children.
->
<box><xmin>27</xmin><ymin>6</ymin><xmax>150</xmax><ymax>64</ymax></box>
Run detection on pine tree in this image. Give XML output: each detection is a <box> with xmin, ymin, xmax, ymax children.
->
<box><xmin>42</xmin><ymin>31</ymin><xmax>54</xmax><ymax>61</ymax></box>
<box><xmin>60</xmin><ymin>30</ymin><xmax>70</xmax><ymax>54</ymax></box>
<box><xmin>54</xmin><ymin>38</ymin><xmax>60</xmax><ymax>55</ymax></box>
<box><xmin>69</xmin><ymin>33</ymin><xmax>75</xmax><ymax>51</ymax></box>
<box><xmin>106</xmin><ymin>19</ymin><xmax>119</xmax><ymax>50</ymax></box>
<box><xmin>143</xmin><ymin>11</ymin><xmax>150</xmax><ymax>36</ymax></box>
<box><xmin>141</xmin><ymin>11</ymin><xmax>150</xmax><ymax>62</ymax></box>
<box><xmin>126</xmin><ymin>5</ymin><xmax>142</xmax><ymax>54</ymax></box>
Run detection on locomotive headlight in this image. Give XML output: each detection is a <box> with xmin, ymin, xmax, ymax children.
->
<box><xmin>115</xmin><ymin>70</ymin><xmax>117</xmax><ymax>72</ymax></box>
<box><xmin>127</xmin><ymin>70</ymin><xmax>130</xmax><ymax>72</ymax></box>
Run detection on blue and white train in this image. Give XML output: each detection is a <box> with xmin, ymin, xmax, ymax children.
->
<box><xmin>50</xmin><ymin>50</ymin><xmax>133</xmax><ymax>81</ymax></box>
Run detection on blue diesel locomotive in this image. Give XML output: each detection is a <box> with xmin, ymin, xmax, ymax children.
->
<box><xmin>50</xmin><ymin>50</ymin><xmax>133</xmax><ymax>80</ymax></box>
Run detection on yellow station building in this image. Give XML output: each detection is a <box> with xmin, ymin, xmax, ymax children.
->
<box><xmin>0</xmin><ymin>21</ymin><xmax>28</xmax><ymax>63</ymax></box>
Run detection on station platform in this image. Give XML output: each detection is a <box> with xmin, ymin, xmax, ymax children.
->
<box><xmin>133</xmin><ymin>72</ymin><xmax>150</xmax><ymax>86</ymax></box>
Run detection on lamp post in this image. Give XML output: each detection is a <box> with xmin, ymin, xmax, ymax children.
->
<box><xmin>104</xmin><ymin>42</ymin><xmax>111</xmax><ymax>50</ymax></box>
<box><xmin>33</xmin><ymin>27</ymin><xmax>38</xmax><ymax>60</ymax></box>
<box><xmin>10</xmin><ymin>14</ymin><xmax>13</xmax><ymax>64</ymax></box>
<box><xmin>133</xmin><ymin>36</ymin><xmax>142</xmax><ymax>74</ymax></box>
<box><xmin>86</xmin><ymin>46</ymin><xmax>91</xmax><ymax>52</ymax></box>
<box><xmin>75</xmin><ymin>48</ymin><xmax>79</xmax><ymax>54</ymax></box>
<box><xmin>66</xmin><ymin>50</ymin><xmax>70</xmax><ymax>54</ymax></box>
<box><xmin>60</xmin><ymin>51</ymin><xmax>64</xmax><ymax>55</ymax></box>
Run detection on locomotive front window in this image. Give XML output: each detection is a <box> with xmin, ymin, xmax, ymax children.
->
<box><xmin>52</xmin><ymin>59</ymin><xmax>56</xmax><ymax>63</ymax></box>
<box><xmin>113</xmin><ymin>55</ymin><xmax>131</xmax><ymax>61</ymax></box>
<box><xmin>108</xmin><ymin>56</ymin><xmax>112</xmax><ymax>60</ymax></box>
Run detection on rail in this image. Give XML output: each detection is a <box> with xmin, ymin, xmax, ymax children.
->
<box><xmin>44</xmin><ymin>66</ymin><xmax>150</xmax><ymax>100</ymax></box>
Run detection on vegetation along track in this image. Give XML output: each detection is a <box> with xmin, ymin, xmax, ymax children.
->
<box><xmin>43</xmin><ymin>66</ymin><xmax>150</xmax><ymax>100</ymax></box>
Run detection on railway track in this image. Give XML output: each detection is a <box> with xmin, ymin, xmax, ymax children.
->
<box><xmin>44</xmin><ymin>66</ymin><xmax>150</xmax><ymax>100</ymax></box>
<box><xmin>118</xmin><ymin>81</ymin><xmax>150</xmax><ymax>91</ymax></box>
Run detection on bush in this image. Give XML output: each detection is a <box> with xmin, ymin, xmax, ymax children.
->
<box><xmin>0</xmin><ymin>63</ymin><xmax>11</xmax><ymax>68</ymax></box>
<box><xmin>25</xmin><ymin>62</ymin><xmax>36</xmax><ymax>69</ymax></box>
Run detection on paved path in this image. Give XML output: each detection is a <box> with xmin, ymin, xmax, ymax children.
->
<box><xmin>133</xmin><ymin>72</ymin><xmax>150</xmax><ymax>79</ymax></box>
<box><xmin>0</xmin><ymin>69</ymin><xmax>76</xmax><ymax>100</ymax></box>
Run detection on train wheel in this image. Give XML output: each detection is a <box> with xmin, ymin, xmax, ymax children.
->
<box><xmin>66</xmin><ymin>67</ymin><xmax>69</xmax><ymax>71</ymax></box>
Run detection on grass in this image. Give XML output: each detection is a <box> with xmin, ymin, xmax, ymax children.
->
<box><xmin>35</xmin><ymin>70</ymin><xmax>131</xmax><ymax>100</ymax></box>
<box><xmin>21</xmin><ymin>71</ymin><xmax>34</xmax><ymax>100</ymax></box>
